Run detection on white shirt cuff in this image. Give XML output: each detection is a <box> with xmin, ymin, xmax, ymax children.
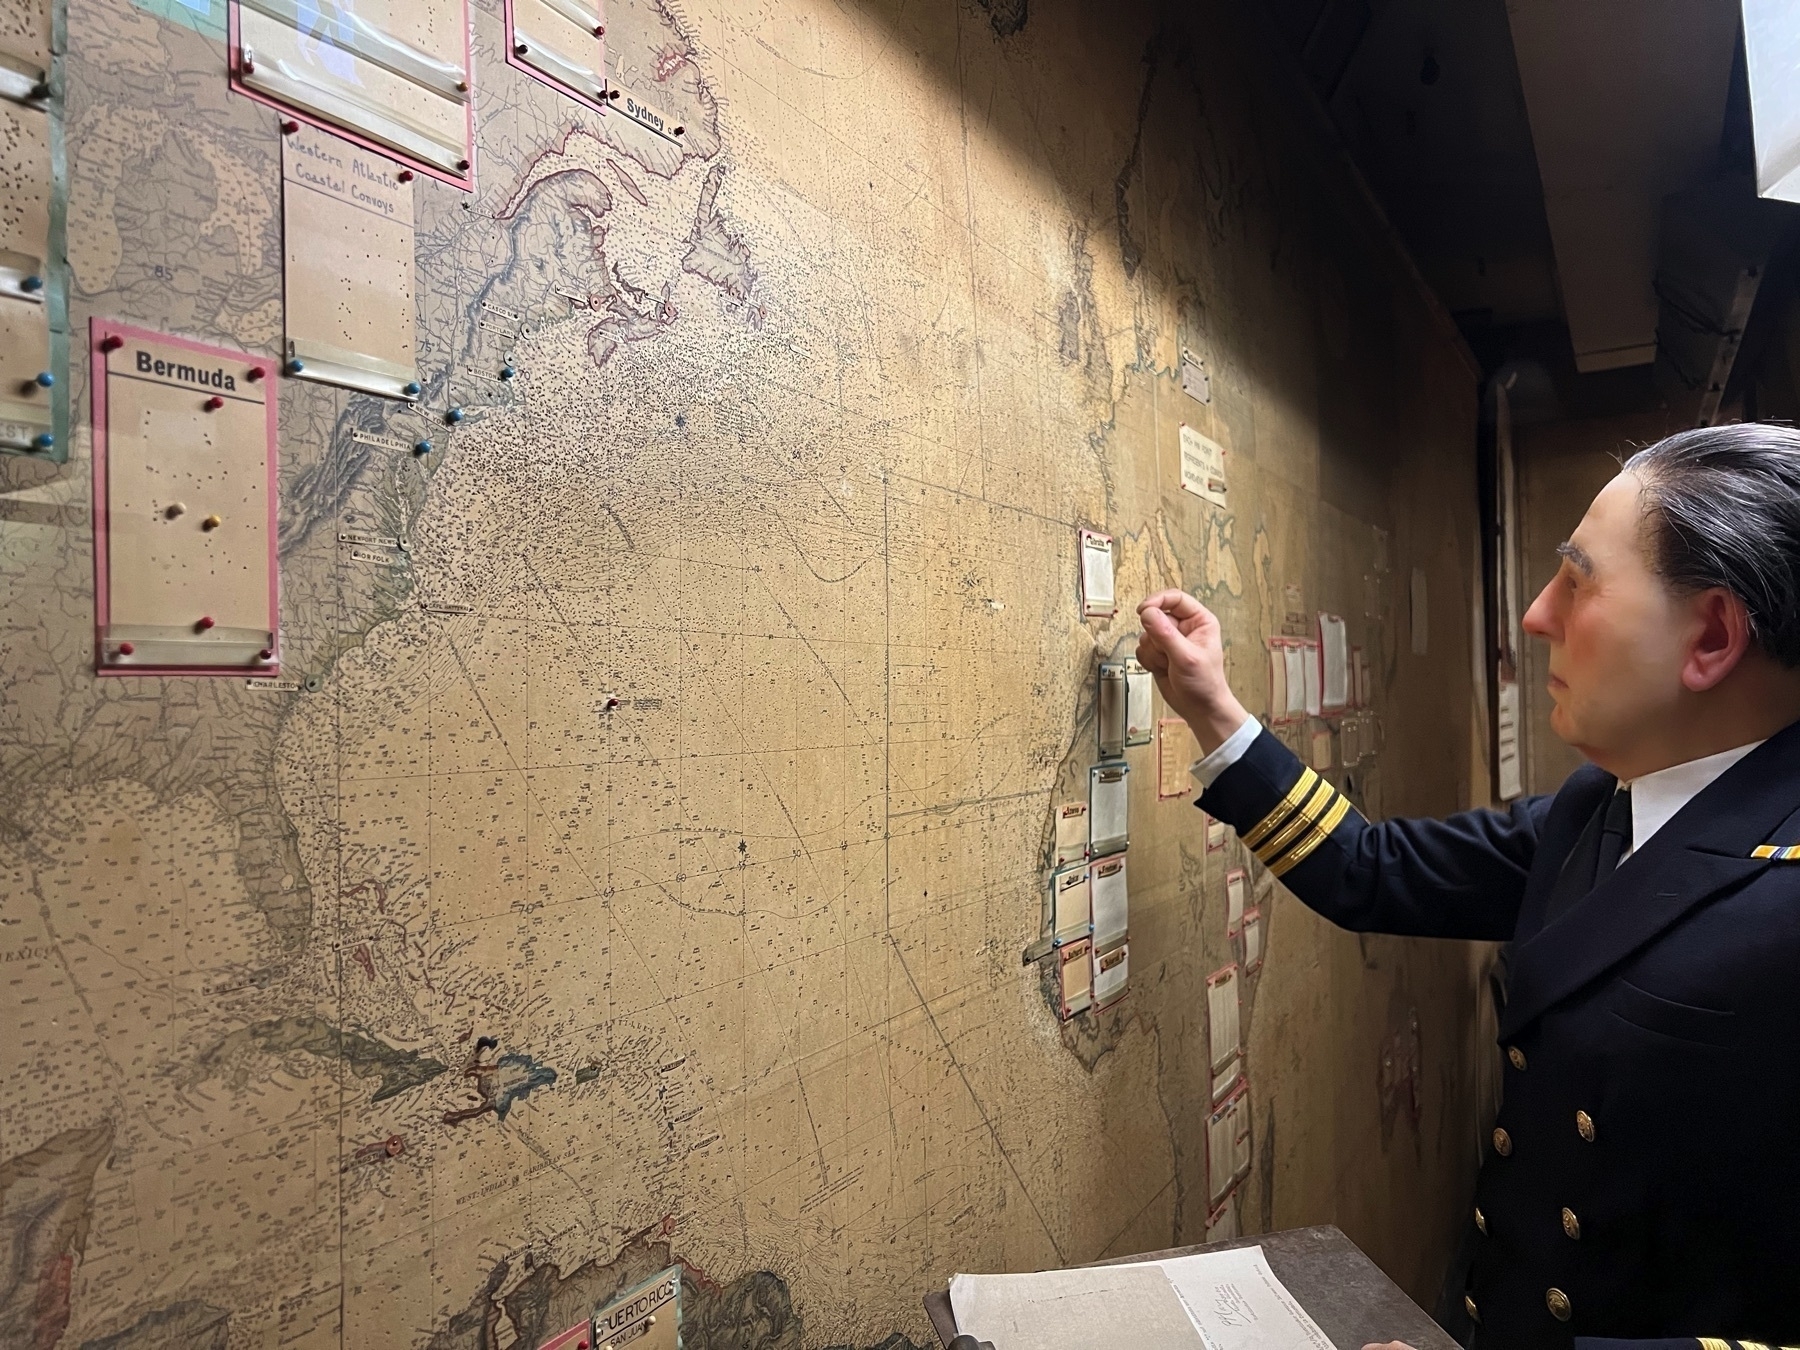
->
<box><xmin>1188</xmin><ymin>715</ymin><xmax>1262</xmax><ymax>791</ymax></box>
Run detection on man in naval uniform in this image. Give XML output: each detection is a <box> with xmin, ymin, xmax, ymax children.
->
<box><xmin>1135</xmin><ymin>424</ymin><xmax>1800</xmax><ymax>1350</ymax></box>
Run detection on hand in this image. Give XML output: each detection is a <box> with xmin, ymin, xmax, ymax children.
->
<box><xmin>1136</xmin><ymin>589</ymin><xmax>1250</xmax><ymax>754</ymax></box>
<box><xmin>1362</xmin><ymin>1342</ymin><xmax>1417</xmax><ymax>1350</ymax></box>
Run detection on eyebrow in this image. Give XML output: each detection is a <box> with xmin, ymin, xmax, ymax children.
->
<box><xmin>1557</xmin><ymin>541</ymin><xmax>1595</xmax><ymax>577</ymax></box>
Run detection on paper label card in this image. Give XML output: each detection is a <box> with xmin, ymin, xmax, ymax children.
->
<box><xmin>1206</xmin><ymin>811</ymin><xmax>1227</xmax><ymax>852</ymax></box>
<box><xmin>1097</xmin><ymin>661</ymin><xmax>1126</xmax><ymax>759</ymax></box>
<box><xmin>283</xmin><ymin>124</ymin><xmax>420</xmax><ymax>399</ymax></box>
<box><xmin>1243</xmin><ymin>906</ymin><xmax>1264</xmax><ymax>970</ymax></box>
<box><xmin>1080</xmin><ymin>528</ymin><xmax>1115</xmax><ymax>618</ymax></box>
<box><xmin>1207</xmin><ymin>963</ymin><xmax>1240</xmax><ymax>1070</ymax></box>
<box><xmin>1157</xmin><ymin>718</ymin><xmax>1197</xmax><ymax>800</ymax></box>
<box><xmin>0</xmin><ymin>296</ymin><xmax>51</xmax><ymax>453</ymax></box>
<box><xmin>1211</xmin><ymin>1053</ymin><xmax>1241</xmax><ymax>1103</ymax></box>
<box><xmin>1049</xmin><ymin>864</ymin><xmax>1091</xmax><ymax>943</ymax></box>
<box><xmin>1207</xmin><ymin>1085</ymin><xmax>1251</xmax><ymax>1202</ymax></box>
<box><xmin>1058</xmin><ymin>938</ymin><xmax>1093</xmax><ymax>1019</ymax></box>
<box><xmin>1094</xmin><ymin>941</ymin><xmax>1128</xmax><ymax>1008</ymax></box>
<box><xmin>1180</xmin><ymin>347</ymin><xmax>1210</xmax><ymax>404</ymax></box>
<box><xmin>1</xmin><ymin>98</ymin><xmax>50</xmax><ymax>291</ymax></box>
<box><xmin>1125</xmin><ymin>659</ymin><xmax>1154</xmax><ymax>745</ymax></box>
<box><xmin>1302</xmin><ymin>638</ymin><xmax>1322</xmax><ymax>716</ymax></box>
<box><xmin>1309</xmin><ymin>728</ymin><xmax>1333</xmax><ymax>771</ymax></box>
<box><xmin>1</xmin><ymin>0</ymin><xmax>52</xmax><ymax>79</ymax></box>
<box><xmin>505</xmin><ymin>0</ymin><xmax>606</xmax><ymax>110</ymax></box>
<box><xmin>1089</xmin><ymin>763</ymin><xmax>1129</xmax><ymax>855</ymax></box>
<box><xmin>1225</xmin><ymin>868</ymin><xmax>1247</xmax><ymax>935</ymax></box>
<box><xmin>593</xmin><ymin>1266</ymin><xmax>680</xmax><ymax>1350</ymax></box>
<box><xmin>92</xmin><ymin>320</ymin><xmax>280</xmax><ymax>675</ymax></box>
<box><xmin>1319</xmin><ymin>613</ymin><xmax>1348</xmax><ymax>711</ymax></box>
<box><xmin>233</xmin><ymin>0</ymin><xmax>475</xmax><ymax>188</ymax></box>
<box><xmin>1090</xmin><ymin>852</ymin><xmax>1128</xmax><ymax>950</ymax></box>
<box><xmin>1179</xmin><ymin>423</ymin><xmax>1228</xmax><ymax>507</ymax></box>
<box><xmin>1054</xmin><ymin>800</ymin><xmax>1089</xmax><ymax>867</ymax></box>
<box><xmin>1207</xmin><ymin>1197</ymin><xmax>1239</xmax><ymax>1242</ymax></box>
<box><xmin>1280</xmin><ymin>642</ymin><xmax>1308</xmax><ymax>720</ymax></box>
<box><xmin>1497</xmin><ymin>679</ymin><xmax>1523</xmax><ymax>800</ymax></box>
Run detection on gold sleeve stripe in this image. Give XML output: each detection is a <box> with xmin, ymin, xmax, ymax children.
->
<box><xmin>1243</xmin><ymin>768</ymin><xmax>1320</xmax><ymax>849</ymax></box>
<box><xmin>1254</xmin><ymin>780</ymin><xmax>1335</xmax><ymax>864</ymax></box>
<box><xmin>1699</xmin><ymin>1339</ymin><xmax>1731</xmax><ymax>1350</ymax></box>
<box><xmin>1271</xmin><ymin>794</ymin><xmax>1355</xmax><ymax>877</ymax></box>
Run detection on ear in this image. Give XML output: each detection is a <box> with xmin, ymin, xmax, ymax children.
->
<box><xmin>1682</xmin><ymin>587</ymin><xmax>1754</xmax><ymax>692</ymax></box>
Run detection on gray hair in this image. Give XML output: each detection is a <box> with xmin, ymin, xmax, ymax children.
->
<box><xmin>1624</xmin><ymin>423</ymin><xmax>1800</xmax><ymax>668</ymax></box>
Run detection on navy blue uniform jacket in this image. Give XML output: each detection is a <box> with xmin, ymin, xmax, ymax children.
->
<box><xmin>1195</xmin><ymin>723</ymin><xmax>1800</xmax><ymax>1350</ymax></box>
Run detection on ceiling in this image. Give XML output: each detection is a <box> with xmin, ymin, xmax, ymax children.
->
<box><xmin>1261</xmin><ymin>0</ymin><xmax>1795</xmax><ymax>415</ymax></box>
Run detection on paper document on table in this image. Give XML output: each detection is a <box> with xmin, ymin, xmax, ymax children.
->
<box><xmin>949</xmin><ymin>1244</ymin><xmax>1334</xmax><ymax>1350</ymax></box>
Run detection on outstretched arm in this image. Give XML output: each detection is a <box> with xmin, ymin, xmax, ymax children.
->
<box><xmin>1138</xmin><ymin>590</ymin><xmax>1544</xmax><ymax>941</ymax></box>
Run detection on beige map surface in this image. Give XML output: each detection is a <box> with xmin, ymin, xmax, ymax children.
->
<box><xmin>0</xmin><ymin>0</ymin><xmax>1493</xmax><ymax>1346</ymax></box>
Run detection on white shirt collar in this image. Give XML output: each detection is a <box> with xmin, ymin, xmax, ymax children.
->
<box><xmin>1622</xmin><ymin>740</ymin><xmax>1764</xmax><ymax>857</ymax></box>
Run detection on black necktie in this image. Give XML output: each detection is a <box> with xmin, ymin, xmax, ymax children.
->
<box><xmin>1545</xmin><ymin>786</ymin><xmax>1632</xmax><ymax>922</ymax></box>
<box><xmin>1592</xmin><ymin>785</ymin><xmax>1633</xmax><ymax>882</ymax></box>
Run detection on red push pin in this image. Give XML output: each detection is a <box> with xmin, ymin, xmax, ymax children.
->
<box><xmin>246</xmin><ymin>366</ymin><xmax>264</xmax><ymax>381</ymax></box>
<box><xmin>197</xmin><ymin>616</ymin><xmax>216</xmax><ymax>631</ymax></box>
<box><xmin>397</xmin><ymin>169</ymin><xmax>414</xmax><ymax>182</ymax></box>
<box><xmin>257</xmin><ymin>648</ymin><xmax>274</xmax><ymax>661</ymax></box>
<box><xmin>100</xmin><ymin>335</ymin><xmax>122</xmax><ymax>352</ymax></box>
<box><xmin>204</xmin><ymin>395</ymin><xmax>224</xmax><ymax>411</ymax></box>
<box><xmin>281</xmin><ymin>119</ymin><xmax>299</xmax><ymax>133</ymax></box>
<box><xmin>117</xmin><ymin>642</ymin><xmax>135</xmax><ymax>657</ymax></box>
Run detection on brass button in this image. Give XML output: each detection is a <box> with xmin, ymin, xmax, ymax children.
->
<box><xmin>1546</xmin><ymin>1287</ymin><xmax>1572</xmax><ymax>1321</ymax></box>
<box><xmin>1492</xmin><ymin>1127</ymin><xmax>1512</xmax><ymax>1156</ymax></box>
<box><xmin>1575</xmin><ymin>1110</ymin><xmax>1596</xmax><ymax>1143</ymax></box>
<box><xmin>1561</xmin><ymin>1207</ymin><xmax>1580</xmax><ymax>1240</ymax></box>
<box><xmin>1464</xmin><ymin>1294</ymin><xmax>1480</xmax><ymax>1323</ymax></box>
<box><xmin>1508</xmin><ymin>1046</ymin><xmax>1527</xmax><ymax>1070</ymax></box>
<box><xmin>1474</xmin><ymin>1206</ymin><xmax>1487</xmax><ymax>1235</ymax></box>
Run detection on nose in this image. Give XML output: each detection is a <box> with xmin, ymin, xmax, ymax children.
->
<box><xmin>1522</xmin><ymin>577</ymin><xmax>1557</xmax><ymax>640</ymax></box>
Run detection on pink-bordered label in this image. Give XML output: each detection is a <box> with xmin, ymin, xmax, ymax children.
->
<box><xmin>90</xmin><ymin>318</ymin><xmax>281</xmax><ymax>678</ymax></box>
<box><xmin>227</xmin><ymin>0</ymin><xmax>477</xmax><ymax>192</ymax></box>
<box><xmin>503</xmin><ymin>0</ymin><xmax>610</xmax><ymax>116</ymax></box>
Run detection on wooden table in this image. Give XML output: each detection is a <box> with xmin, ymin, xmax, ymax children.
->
<box><xmin>923</xmin><ymin>1224</ymin><xmax>1458</xmax><ymax>1350</ymax></box>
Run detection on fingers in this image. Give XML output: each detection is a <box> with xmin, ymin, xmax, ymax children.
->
<box><xmin>1138</xmin><ymin>589</ymin><xmax>1205</xmax><ymax>623</ymax></box>
<box><xmin>1362</xmin><ymin>1341</ymin><xmax>1416</xmax><ymax>1350</ymax></box>
<box><xmin>1138</xmin><ymin>604</ymin><xmax>1196</xmax><ymax>665</ymax></box>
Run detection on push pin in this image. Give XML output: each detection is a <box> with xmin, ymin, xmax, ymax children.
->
<box><xmin>287</xmin><ymin>358</ymin><xmax>305</xmax><ymax>374</ymax></box>
<box><xmin>456</xmin><ymin>158</ymin><xmax>471</xmax><ymax>171</ymax></box>
<box><xmin>117</xmin><ymin>642</ymin><xmax>135</xmax><ymax>657</ymax></box>
<box><xmin>456</xmin><ymin>78</ymin><xmax>469</xmax><ymax>91</ymax></box>
<box><xmin>245</xmin><ymin>366</ymin><xmax>264</xmax><ymax>381</ymax></box>
<box><xmin>33</xmin><ymin>371</ymin><xmax>53</xmax><ymax>387</ymax></box>
<box><xmin>197</xmin><ymin>615</ymin><xmax>216</xmax><ymax>631</ymax></box>
<box><xmin>446</xmin><ymin>406</ymin><xmax>465</xmax><ymax>424</ymax></box>
<box><xmin>673</xmin><ymin>126</ymin><xmax>684</xmax><ymax>137</ymax></box>
<box><xmin>403</xmin><ymin>380</ymin><xmax>421</xmax><ymax>396</ymax></box>
<box><xmin>257</xmin><ymin>649</ymin><xmax>274</xmax><ymax>662</ymax></box>
<box><xmin>475</xmin><ymin>1035</ymin><xmax>499</xmax><ymax>1052</ymax></box>
<box><xmin>100</xmin><ymin>334</ymin><xmax>122</xmax><ymax>352</ymax></box>
<box><xmin>203</xmin><ymin>514</ymin><xmax>222</xmax><ymax>530</ymax></box>
<box><xmin>499</xmin><ymin>365</ymin><xmax>514</xmax><ymax>379</ymax></box>
<box><xmin>166</xmin><ymin>502</ymin><xmax>187</xmax><ymax>519</ymax></box>
<box><xmin>31</xmin><ymin>433</ymin><xmax>52</xmax><ymax>451</ymax></box>
<box><xmin>604</xmin><ymin>696</ymin><xmax>620</xmax><ymax>711</ymax></box>
<box><xmin>514</xmin><ymin>41</ymin><xmax>529</xmax><ymax>54</ymax></box>
<box><xmin>593</xmin><ymin>22</ymin><xmax>603</xmax><ymax>34</ymax></box>
<box><xmin>413</xmin><ymin>439</ymin><xmax>432</xmax><ymax>456</ymax></box>
<box><xmin>608</xmin><ymin>89</ymin><xmax>620</xmax><ymax>101</ymax></box>
<box><xmin>281</xmin><ymin>119</ymin><xmax>299</xmax><ymax>134</ymax></box>
<box><xmin>20</xmin><ymin>275</ymin><xmax>43</xmax><ymax>292</ymax></box>
<box><xmin>397</xmin><ymin>169</ymin><xmax>414</xmax><ymax>182</ymax></box>
<box><xmin>383</xmin><ymin>1134</ymin><xmax>405</xmax><ymax>1157</ymax></box>
<box><xmin>204</xmin><ymin>395</ymin><xmax>224</xmax><ymax>411</ymax></box>
<box><xmin>242</xmin><ymin>53</ymin><xmax>255</xmax><ymax>73</ymax></box>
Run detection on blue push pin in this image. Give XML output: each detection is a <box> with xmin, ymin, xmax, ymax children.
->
<box><xmin>287</xmin><ymin>358</ymin><xmax>305</xmax><ymax>374</ymax></box>
<box><xmin>413</xmin><ymin>439</ymin><xmax>432</xmax><ymax>456</ymax></box>
<box><xmin>19</xmin><ymin>275</ymin><xmax>43</xmax><ymax>293</ymax></box>
<box><xmin>499</xmin><ymin>365</ymin><xmax>515</xmax><ymax>380</ymax></box>
<box><xmin>445</xmin><ymin>406</ymin><xmax>464</xmax><ymax>424</ymax></box>
<box><xmin>403</xmin><ymin>381</ymin><xmax>421</xmax><ymax>396</ymax></box>
<box><xmin>31</xmin><ymin>433</ymin><xmax>54</xmax><ymax>451</ymax></box>
<box><xmin>33</xmin><ymin>371</ymin><xmax>53</xmax><ymax>388</ymax></box>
